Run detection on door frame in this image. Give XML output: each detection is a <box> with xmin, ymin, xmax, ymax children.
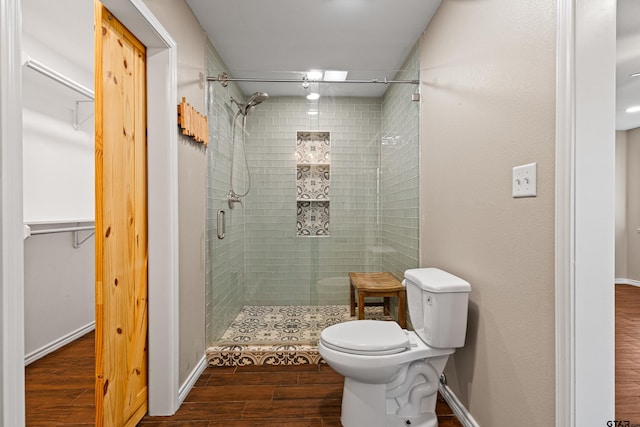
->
<box><xmin>555</xmin><ymin>0</ymin><xmax>616</xmax><ymax>425</ymax></box>
<box><xmin>99</xmin><ymin>0</ymin><xmax>180</xmax><ymax>416</ymax></box>
<box><xmin>0</xmin><ymin>0</ymin><xmax>180</xmax><ymax>423</ymax></box>
<box><xmin>0</xmin><ymin>0</ymin><xmax>26</xmax><ymax>424</ymax></box>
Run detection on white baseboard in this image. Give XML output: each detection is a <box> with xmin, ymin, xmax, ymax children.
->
<box><xmin>615</xmin><ymin>278</ymin><xmax>640</xmax><ymax>287</ymax></box>
<box><xmin>439</xmin><ymin>382</ymin><xmax>480</xmax><ymax>427</ymax></box>
<box><xmin>24</xmin><ymin>321</ymin><xmax>95</xmax><ymax>366</ymax></box>
<box><xmin>178</xmin><ymin>355</ymin><xmax>207</xmax><ymax>405</ymax></box>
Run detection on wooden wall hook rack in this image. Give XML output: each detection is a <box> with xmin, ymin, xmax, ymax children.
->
<box><xmin>178</xmin><ymin>97</ymin><xmax>209</xmax><ymax>147</ymax></box>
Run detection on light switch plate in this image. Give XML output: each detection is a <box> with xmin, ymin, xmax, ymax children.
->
<box><xmin>512</xmin><ymin>163</ymin><xmax>537</xmax><ymax>198</ymax></box>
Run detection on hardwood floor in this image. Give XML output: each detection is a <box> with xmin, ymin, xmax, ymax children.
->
<box><xmin>25</xmin><ymin>332</ymin><xmax>94</xmax><ymax>426</ymax></box>
<box><xmin>616</xmin><ymin>284</ymin><xmax>640</xmax><ymax>423</ymax></box>
<box><xmin>25</xmin><ymin>286</ymin><xmax>640</xmax><ymax>425</ymax></box>
<box><xmin>25</xmin><ymin>331</ymin><xmax>462</xmax><ymax>426</ymax></box>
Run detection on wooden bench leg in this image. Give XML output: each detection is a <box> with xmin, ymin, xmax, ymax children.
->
<box><xmin>398</xmin><ymin>290</ymin><xmax>407</xmax><ymax>328</ymax></box>
<box><xmin>350</xmin><ymin>282</ymin><xmax>356</xmax><ymax>317</ymax></box>
<box><xmin>358</xmin><ymin>291</ymin><xmax>365</xmax><ymax>321</ymax></box>
<box><xmin>383</xmin><ymin>297</ymin><xmax>390</xmax><ymax>315</ymax></box>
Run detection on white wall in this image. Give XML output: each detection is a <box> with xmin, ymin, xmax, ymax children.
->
<box><xmin>23</xmin><ymin>229</ymin><xmax>94</xmax><ymax>361</ymax></box>
<box><xmin>21</xmin><ymin>0</ymin><xmax>95</xmax><ymax>362</ymax></box>
<box><xmin>21</xmin><ymin>0</ymin><xmax>94</xmax><ymax>223</ymax></box>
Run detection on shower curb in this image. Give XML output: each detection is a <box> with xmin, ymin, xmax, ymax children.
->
<box><xmin>206</xmin><ymin>347</ymin><xmax>325</xmax><ymax>366</ymax></box>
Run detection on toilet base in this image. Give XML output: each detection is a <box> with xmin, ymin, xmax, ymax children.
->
<box><xmin>340</xmin><ymin>376</ymin><xmax>441</xmax><ymax>427</ymax></box>
<box><xmin>386</xmin><ymin>412</ymin><xmax>438</xmax><ymax>427</ymax></box>
<box><xmin>341</xmin><ymin>410</ymin><xmax>438</xmax><ymax>427</ymax></box>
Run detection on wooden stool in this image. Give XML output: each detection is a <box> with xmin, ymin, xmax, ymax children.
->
<box><xmin>348</xmin><ymin>272</ymin><xmax>406</xmax><ymax>328</ymax></box>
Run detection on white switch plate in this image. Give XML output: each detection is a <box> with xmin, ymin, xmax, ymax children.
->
<box><xmin>512</xmin><ymin>162</ymin><xmax>537</xmax><ymax>198</ymax></box>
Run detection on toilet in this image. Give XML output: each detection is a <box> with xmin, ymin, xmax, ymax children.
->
<box><xmin>318</xmin><ymin>268</ymin><xmax>471</xmax><ymax>427</ymax></box>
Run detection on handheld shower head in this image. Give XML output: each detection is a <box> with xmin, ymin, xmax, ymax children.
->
<box><xmin>246</xmin><ymin>92</ymin><xmax>269</xmax><ymax>107</ymax></box>
<box><xmin>242</xmin><ymin>92</ymin><xmax>269</xmax><ymax>115</ymax></box>
<box><xmin>233</xmin><ymin>92</ymin><xmax>269</xmax><ymax>116</ymax></box>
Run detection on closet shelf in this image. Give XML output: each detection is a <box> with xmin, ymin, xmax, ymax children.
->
<box><xmin>24</xmin><ymin>57</ymin><xmax>95</xmax><ymax>130</ymax></box>
<box><xmin>24</xmin><ymin>57</ymin><xmax>94</xmax><ymax>100</ymax></box>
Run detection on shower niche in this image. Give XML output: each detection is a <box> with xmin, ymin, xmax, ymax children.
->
<box><xmin>296</xmin><ymin>131</ymin><xmax>330</xmax><ymax>236</ymax></box>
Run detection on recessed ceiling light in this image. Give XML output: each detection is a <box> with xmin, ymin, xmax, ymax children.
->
<box><xmin>306</xmin><ymin>70</ymin><xmax>323</xmax><ymax>81</ymax></box>
<box><xmin>324</xmin><ymin>70</ymin><xmax>348</xmax><ymax>81</ymax></box>
<box><xmin>306</xmin><ymin>92</ymin><xmax>320</xmax><ymax>100</ymax></box>
<box><xmin>626</xmin><ymin>106</ymin><xmax>640</xmax><ymax>113</ymax></box>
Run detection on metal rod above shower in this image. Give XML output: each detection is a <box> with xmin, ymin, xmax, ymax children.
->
<box><xmin>207</xmin><ymin>72</ymin><xmax>418</xmax><ymax>87</ymax></box>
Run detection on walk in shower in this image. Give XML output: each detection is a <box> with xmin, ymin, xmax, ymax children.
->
<box><xmin>205</xmin><ymin>39</ymin><xmax>421</xmax><ymax>365</ymax></box>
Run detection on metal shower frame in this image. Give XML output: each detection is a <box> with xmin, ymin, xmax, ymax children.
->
<box><xmin>207</xmin><ymin>72</ymin><xmax>419</xmax><ymax>87</ymax></box>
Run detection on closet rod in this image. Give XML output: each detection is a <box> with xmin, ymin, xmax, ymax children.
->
<box><xmin>29</xmin><ymin>225</ymin><xmax>95</xmax><ymax>236</ymax></box>
<box><xmin>24</xmin><ymin>57</ymin><xmax>95</xmax><ymax>100</ymax></box>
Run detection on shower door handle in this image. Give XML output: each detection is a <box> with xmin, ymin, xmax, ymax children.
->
<box><xmin>217</xmin><ymin>209</ymin><xmax>226</xmax><ymax>239</ymax></box>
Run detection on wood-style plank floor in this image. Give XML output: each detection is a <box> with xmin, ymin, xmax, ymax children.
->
<box><xmin>25</xmin><ymin>331</ymin><xmax>462</xmax><ymax>426</ymax></box>
<box><xmin>616</xmin><ymin>284</ymin><xmax>640</xmax><ymax>422</ymax></box>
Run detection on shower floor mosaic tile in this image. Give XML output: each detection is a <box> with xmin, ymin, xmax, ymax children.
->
<box><xmin>207</xmin><ymin>304</ymin><xmax>393</xmax><ymax>366</ymax></box>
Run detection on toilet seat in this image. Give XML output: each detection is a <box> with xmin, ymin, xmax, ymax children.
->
<box><xmin>320</xmin><ymin>320</ymin><xmax>410</xmax><ymax>356</ymax></box>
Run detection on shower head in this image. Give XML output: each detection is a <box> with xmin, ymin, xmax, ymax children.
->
<box><xmin>234</xmin><ymin>92</ymin><xmax>269</xmax><ymax>116</ymax></box>
<box><xmin>246</xmin><ymin>92</ymin><xmax>269</xmax><ymax>107</ymax></box>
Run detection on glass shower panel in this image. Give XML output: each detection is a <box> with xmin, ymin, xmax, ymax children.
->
<box><xmin>205</xmin><ymin>41</ymin><xmax>249</xmax><ymax>344</ymax></box>
<box><xmin>380</xmin><ymin>42</ymin><xmax>422</xmax><ymax>279</ymax></box>
<box><xmin>205</xmin><ymin>54</ymin><xmax>421</xmax><ymax>349</ymax></box>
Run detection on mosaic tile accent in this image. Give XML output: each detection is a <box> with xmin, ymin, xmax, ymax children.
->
<box><xmin>296</xmin><ymin>131</ymin><xmax>331</xmax><ymax>164</ymax></box>
<box><xmin>207</xmin><ymin>346</ymin><xmax>323</xmax><ymax>366</ymax></box>
<box><xmin>296</xmin><ymin>131</ymin><xmax>331</xmax><ymax>237</ymax></box>
<box><xmin>207</xmin><ymin>305</ymin><xmax>394</xmax><ymax>366</ymax></box>
<box><xmin>297</xmin><ymin>165</ymin><xmax>330</xmax><ymax>200</ymax></box>
<box><xmin>297</xmin><ymin>201</ymin><xmax>330</xmax><ymax>236</ymax></box>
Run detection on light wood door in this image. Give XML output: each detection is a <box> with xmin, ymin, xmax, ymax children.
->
<box><xmin>94</xmin><ymin>2</ymin><xmax>148</xmax><ymax>426</ymax></box>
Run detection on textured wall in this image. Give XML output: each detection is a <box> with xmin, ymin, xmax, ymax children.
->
<box><xmin>142</xmin><ymin>0</ymin><xmax>207</xmax><ymax>386</ymax></box>
<box><xmin>419</xmin><ymin>1</ymin><xmax>556</xmax><ymax>425</ymax></box>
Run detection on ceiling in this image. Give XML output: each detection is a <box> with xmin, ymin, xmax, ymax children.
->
<box><xmin>21</xmin><ymin>0</ymin><xmax>635</xmax><ymax>128</ymax></box>
<box><xmin>185</xmin><ymin>0</ymin><xmax>441</xmax><ymax>98</ymax></box>
<box><xmin>617</xmin><ymin>0</ymin><xmax>640</xmax><ymax>130</ymax></box>
<box><xmin>188</xmin><ymin>0</ymin><xmax>638</xmax><ymax>129</ymax></box>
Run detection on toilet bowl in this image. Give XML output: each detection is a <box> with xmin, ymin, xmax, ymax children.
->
<box><xmin>318</xmin><ymin>268</ymin><xmax>471</xmax><ymax>427</ymax></box>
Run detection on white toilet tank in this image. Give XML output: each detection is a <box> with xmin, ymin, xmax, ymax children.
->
<box><xmin>404</xmin><ymin>268</ymin><xmax>471</xmax><ymax>349</ymax></box>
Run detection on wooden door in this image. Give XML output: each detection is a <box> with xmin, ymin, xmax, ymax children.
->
<box><xmin>94</xmin><ymin>2</ymin><xmax>148</xmax><ymax>426</ymax></box>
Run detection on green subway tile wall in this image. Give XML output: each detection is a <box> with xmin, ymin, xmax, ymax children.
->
<box><xmin>243</xmin><ymin>97</ymin><xmax>382</xmax><ymax>305</ymax></box>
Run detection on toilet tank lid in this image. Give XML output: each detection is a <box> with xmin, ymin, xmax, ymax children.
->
<box><xmin>404</xmin><ymin>268</ymin><xmax>471</xmax><ymax>293</ymax></box>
